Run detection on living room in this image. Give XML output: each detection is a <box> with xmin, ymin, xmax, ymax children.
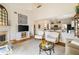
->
<box><xmin>0</xmin><ymin>3</ymin><xmax>79</xmax><ymax>55</ymax></box>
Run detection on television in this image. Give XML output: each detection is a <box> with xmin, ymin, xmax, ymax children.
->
<box><xmin>18</xmin><ymin>25</ymin><xmax>29</xmax><ymax>32</ymax></box>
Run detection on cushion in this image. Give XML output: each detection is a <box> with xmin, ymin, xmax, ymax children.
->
<box><xmin>45</xmin><ymin>32</ymin><xmax>59</xmax><ymax>38</ymax></box>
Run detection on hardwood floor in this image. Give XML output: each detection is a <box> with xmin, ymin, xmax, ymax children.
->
<box><xmin>11</xmin><ymin>39</ymin><xmax>65</xmax><ymax>55</ymax></box>
<box><xmin>10</xmin><ymin>37</ymin><xmax>34</xmax><ymax>45</ymax></box>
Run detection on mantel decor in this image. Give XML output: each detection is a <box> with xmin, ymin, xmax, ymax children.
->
<box><xmin>18</xmin><ymin>14</ymin><xmax>28</xmax><ymax>24</ymax></box>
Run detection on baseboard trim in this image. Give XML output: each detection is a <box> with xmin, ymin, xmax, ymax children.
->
<box><xmin>10</xmin><ymin>37</ymin><xmax>34</xmax><ymax>45</ymax></box>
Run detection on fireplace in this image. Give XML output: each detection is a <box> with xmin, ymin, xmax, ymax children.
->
<box><xmin>0</xmin><ymin>35</ymin><xmax>6</xmax><ymax>41</ymax></box>
<box><xmin>0</xmin><ymin>32</ymin><xmax>7</xmax><ymax>42</ymax></box>
<box><xmin>0</xmin><ymin>32</ymin><xmax>8</xmax><ymax>46</ymax></box>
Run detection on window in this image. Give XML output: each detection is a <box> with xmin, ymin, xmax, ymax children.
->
<box><xmin>0</xmin><ymin>5</ymin><xmax>8</xmax><ymax>26</ymax></box>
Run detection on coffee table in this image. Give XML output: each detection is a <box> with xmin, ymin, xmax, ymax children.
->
<box><xmin>39</xmin><ymin>41</ymin><xmax>55</xmax><ymax>55</ymax></box>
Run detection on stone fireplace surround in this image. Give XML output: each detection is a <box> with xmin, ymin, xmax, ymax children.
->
<box><xmin>0</xmin><ymin>26</ymin><xmax>10</xmax><ymax>42</ymax></box>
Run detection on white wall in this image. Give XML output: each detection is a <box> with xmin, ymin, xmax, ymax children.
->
<box><xmin>1</xmin><ymin>3</ymin><xmax>33</xmax><ymax>40</ymax></box>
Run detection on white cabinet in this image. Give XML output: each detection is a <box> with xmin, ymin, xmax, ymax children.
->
<box><xmin>16</xmin><ymin>31</ymin><xmax>30</xmax><ymax>40</ymax></box>
<box><xmin>61</xmin><ymin>31</ymin><xmax>74</xmax><ymax>43</ymax></box>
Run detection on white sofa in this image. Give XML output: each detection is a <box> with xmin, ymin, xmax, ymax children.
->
<box><xmin>35</xmin><ymin>30</ymin><xmax>59</xmax><ymax>43</ymax></box>
<box><xmin>45</xmin><ymin>31</ymin><xmax>59</xmax><ymax>43</ymax></box>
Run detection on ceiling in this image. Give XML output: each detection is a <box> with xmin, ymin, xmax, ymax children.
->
<box><xmin>5</xmin><ymin>3</ymin><xmax>33</xmax><ymax>10</ymax></box>
<box><xmin>2</xmin><ymin>3</ymin><xmax>77</xmax><ymax>11</ymax></box>
<box><xmin>4</xmin><ymin>3</ymin><xmax>45</xmax><ymax>11</ymax></box>
<box><xmin>1</xmin><ymin>3</ymin><xmax>77</xmax><ymax>20</ymax></box>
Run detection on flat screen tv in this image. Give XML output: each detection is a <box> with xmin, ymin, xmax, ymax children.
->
<box><xmin>18</xmin><ymin>25</ymin><xmax>29</xmax><ymax>32</ymax></box>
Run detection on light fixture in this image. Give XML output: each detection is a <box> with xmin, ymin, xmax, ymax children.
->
<box><xmin>36</xmin><ymin>5</ymin><xmax>42</xmax><ymax>8</ymax></box>
<box><xmin>33</xmin><ymin>3</ymin><xmax>43</xmax><ymax>8</ymax></box>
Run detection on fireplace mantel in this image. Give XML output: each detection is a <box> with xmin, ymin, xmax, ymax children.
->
<box><xmin>0</xmin><ymin>26</ymin><xmax>10</xmax><ymax>41</ymax></box>
<box><xmin>0</xmin><ymin>32</ymin><xmax>7</xmax><ymax>35</ymax></box>
<box><xmin>0</xmin><ymin>26</ymin><xmax>10</xmax><ymax>32</ymax></box>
